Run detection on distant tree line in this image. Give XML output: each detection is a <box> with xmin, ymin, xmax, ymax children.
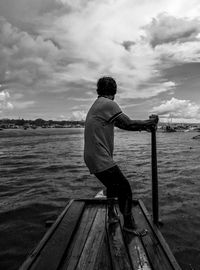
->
<box><xmin>0</xmin><ymin>118</ymin><xmax>85</xmax><ymax>128</ymax></box>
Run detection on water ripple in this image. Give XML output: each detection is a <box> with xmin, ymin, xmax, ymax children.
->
<box><xmin>0</xmin><ymin>129</ymin><xmax>200</xmax><ymax>269</ymax></box>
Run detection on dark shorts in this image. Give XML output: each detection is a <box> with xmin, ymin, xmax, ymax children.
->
<box><xmin>95</xmin><ymin>165</ymin><xmax>132</xmax><ymax>215</ymax></box>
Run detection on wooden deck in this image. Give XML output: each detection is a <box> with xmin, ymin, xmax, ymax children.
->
<box><xmin>19</xmin><ymin>199</ymin><xmax>182</xmax><ymax>270</ymax></box>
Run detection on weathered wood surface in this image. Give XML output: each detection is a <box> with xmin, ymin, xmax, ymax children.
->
<box><xmin>60</xmin><ymin>205</ymin><xmax>98</xmax><ymax>270</ymax></box>
<box><xmin>19</xmin><ymin>199</ymin><xmax>181</xmax><ymax>270</ymax></box>
<box><xmin>116</xmin><ymin>205</ymin><xmax>152</xmax><ymax>270</ymax></box>
<box><xmin>20</xmin><ymin>200</ymin><xmax>85</xmax><ymax>270</ymax></box>
<box><xmin>75</xmin><ymin>207</ymin><xmax>106</xmax><ymax>270</ymax></box>
<box><xmin>133</xmin><ymin>201</ymin><xmax>181</xmax><ymax>270</ymax></box>
<box><xmin>138</xmin><ymin>200</ymin><xmax>182</xmax><ymax>270</ymax></box>
<box><xmin>106</xmin><ymin>219</ymin><xmax>132</xmax><ymax>270</ymax></box>
<box><xmin>124</xmin><ymin>233</ymin><xmax>152</xmax><ymax>270</ymax></box>
<box><xmin>133</xmin><ymin>205</ymin><xmax>171</xmax><ymax>270</ymax></box>
<box><xmin>76</xmin><ymin>198</ymin><xmax>138</xmax><ymax>204</ymax></box>
<box><xmin>19</xmin><ymin>200</ymin><xmax>73</xmax><ymax>270</ymax></box>
<box><xmin>93</xmin><ymin>232</ymin><xmax>112</xmax><ymax>270</ymax></box>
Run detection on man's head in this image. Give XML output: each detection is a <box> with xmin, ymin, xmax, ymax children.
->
<box><xmin>97</xmin><ymin>77</ymin><xmax>117</xmax><ymax>97</ymax></box>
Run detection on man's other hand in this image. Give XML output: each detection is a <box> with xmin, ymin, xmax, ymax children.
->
<box><xmin>149</xmin><ymin>114</ymin><xmax>159</xmax><ymax>124</ymax></box>
<box><xmin>146</xmin><ymin>115</ymin><xmax>159</xmax><ymax>132</ymax></box>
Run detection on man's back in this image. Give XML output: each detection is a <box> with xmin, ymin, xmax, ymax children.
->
<box><xmin>84</xmin><ymin>96</ymin><xmax>122</xmax><ymax>174</ymax></box>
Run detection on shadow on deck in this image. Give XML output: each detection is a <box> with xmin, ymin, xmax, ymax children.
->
<box><xmin>20</xmin><ymin>199</ymin><xmax>182</xmax><ymax>270</ymax></box>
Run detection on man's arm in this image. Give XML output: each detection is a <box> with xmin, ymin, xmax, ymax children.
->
<box><xmin>114</xmin><ymin>113</ymin><xmax>158</xmax><ymax>131</ymax></box>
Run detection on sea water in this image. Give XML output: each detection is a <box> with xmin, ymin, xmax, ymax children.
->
<box><xmin>0</xmin><ymin>128</ymin><xmax>200</xmax><ymax>270</ymax></box>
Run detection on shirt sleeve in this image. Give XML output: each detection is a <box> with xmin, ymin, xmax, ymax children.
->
<box><xmin>104</xmin><ymin>100</ymin><xmax>123</xmax><ymax>123</ymax></box>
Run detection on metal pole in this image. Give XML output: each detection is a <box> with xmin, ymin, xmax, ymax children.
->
<box><xmin>151</xmin><ymin>127</ymin><xmax>159</xmax><ymax>225</ymax></box>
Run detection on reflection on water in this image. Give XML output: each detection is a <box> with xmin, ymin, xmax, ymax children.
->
<box><xmin>0</xmin><ymin>128</ymin><xmax>200</xmax><ymax>270</ymax></box>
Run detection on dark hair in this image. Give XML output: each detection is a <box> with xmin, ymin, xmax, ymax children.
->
<box><xmin>97</xmin><ymin>77</ymin><xmax>117</xmax><ymax>96</ymax></box>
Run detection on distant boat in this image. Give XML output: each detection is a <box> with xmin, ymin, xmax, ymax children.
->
<box><xmin>164</xmin><ymin>125</ymin><xmax>176</xmax><ymax>132</ymax></box>
<box><xmin>192</xmin><ymin>134</ymin><xmax>200</xmax><ymax>139</ymax></box>
<box><xmin>194</xmin><ymin>127</ymin><xmax>200</xmax><ymax>132</ymax></box>
<box><xmin>162</xmin><ymin>114</ymin><xmax>177</xmax><ymax>132</ymax></box>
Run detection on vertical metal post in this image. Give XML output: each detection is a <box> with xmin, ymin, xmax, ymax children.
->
<box><xmin>151</xmin><ymin>128</ymin><xmax>159</xmax><ymax>225</ymax></box>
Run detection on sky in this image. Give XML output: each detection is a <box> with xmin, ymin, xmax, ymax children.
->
<box><xmin>0</xmin><ymin>0</ymin><xmax>200</xmax><ymax>122</ymax></box>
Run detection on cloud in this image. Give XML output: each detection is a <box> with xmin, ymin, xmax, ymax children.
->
<box><xmin>55</xmin><ymin>0</ymin><xmax>91</xmax><ymax>10</ymax></box>
<box><xmin>151</xmin><ymin>97</ymin><xmax>200</xmax><ymax>120</ymax></box>
<box><xmin>0</xmin><ymin>89</ymin><xmax>35</xmax><ymax>112</ymax></box>
<box><xmin>69</xmin><ymin>97</ymin><xmax>93</xmax><ymax>102</ymax></box>
<box><xmin>67</xmin><ymin>110</ymin><xmax>86</xmax><ymax>121</ymax></box>
<box><xmin>1</xmin><ymin>0</ymin><xmax>200</xmax><ymax>119</ymax></box>
<box><xmin>144</xmin><ymin>13</ymin><xmax>200</xmax><ymax>48</ymax></box>
<box><xmin>155</xmin><ymin>41</ymin><xmax>200</xmax><ymax>66</ymax></box>
<box><xmin>0</xmin><ymin>15</ymin><xmax>97</xmax><ymax>98</ymax></box>
<box><xmin>119</xmin><ymin>80</ymin><xmax>176</xmax><ymax>99</ymax></box>
<box><xmin>1</xmin><ymin>2</ymin><xmax>200</xmax><ymax>102</ymax></box>
<box><xmin>46</xmin><ymin>4</ymin><xmax>200</xmax><ymax>100</ymax></box>
<box><xmin>13</xmin><ymin>100</ymin><xmax>35</xmax><ymax>109</ymax></box>
<box><xmin>0</xmin><ymin>90</ymin><xmax>13</xmax><ymax>111</ymax></box>
<box><xmin>40</xmin><ymin>1</ymin><xmax>167</xmax><ymax>99</ymax></box>
<box><xmin>0</xmin><ymin>16</ymin><xmax>61</xmax><ymax>92</ymax></box>
<box><xmin>141</xmin><ymin>14</ymin><xmax>200</xmax><ymax>71</ymax></box>
<box><xmin>121</xmin><ymin>41</ymin><xmax>136</xmax><ymax>51</ymax></box>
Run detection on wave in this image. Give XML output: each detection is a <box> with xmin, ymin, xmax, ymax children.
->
<box><xmin>0</xmin><ymin>129</ymin><xmax>200</xmax><ymax>269</ymax></box>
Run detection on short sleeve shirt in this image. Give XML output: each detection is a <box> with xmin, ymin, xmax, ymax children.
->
<box><xmin>84</xmin><ymin>97</ymin><xmax>122</xmax><ymax>174</ymax></box>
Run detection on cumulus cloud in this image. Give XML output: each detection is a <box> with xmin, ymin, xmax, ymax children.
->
<box><xmin>0</xmin><ymin>88</ymin><xmax>35</xmax><ymax>112</ymax></box>
<box><xmin>144</xmin><ymin>13</ymin><xmax>200</xmax><ymax>48</ymax></box>
<box><xmin>119</xmin><ymin>80</ymin><xmax>176</xmax><ymax>99</ymax></box>
<box><xmin>13</xmin><ymin>100</ymin><xmax>35</xmax><ymax>109</ymax></box>
<box><xmin>121</xmin><ymin>41</ymin><xmax>136</xmax><ymax>51</ymax></box>
<box><xmin>56</xmin><ymin>0</ymin><xmax>90</xmax><ymax>10</ymax></box>
<box><xmin>41</xmin><ymin>1</ymin><xmax>171</xmax><ymax>99</ymax></box>
<box><xmin>0</xmin><ymin>90</ymin><xmax>13</xmax><ymax>111</ymax></box>
<box><xmin>1</xmin><ymin>0</ymin><xmax>200</xmax><ymax>119</ymax></box>
<box><xmin>1</xmin><ymin>2</ymin><xmax>200</xmax><ymax>102</ymax></box>
<box><xmin>155</xmin><ymin>41</ymin><xmax>200</xmax><ymax>66</ymax></box>
<box><xmin>139</xmin><ymin>13</ymin><xmax>200</xmax><ymax>73</ymax></box>
<box><xmin>151</xmin><ymin>97</ymin><xmax>200</xmax><ymax>120</ymax></box>
<box><xmin>44</xmin><ymin>3</ymin><xmax>200</xmax><ymax>100</ymax></box>
<box><xmin>68</xmin><ymin>110</ymin><xmax>86</xmax><ymax>121</ymax></box>
<box><xmin>0</xmin><ymin>16</ymin><xmax>63</xmax><ymax>92</ymax></box>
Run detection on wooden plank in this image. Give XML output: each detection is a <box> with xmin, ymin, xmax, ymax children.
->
<box><xmin>24</xmin><ymin>201</ymin><xmax>85</xmax><ymax>270</ymax></box>
<box><xmin>76</xmin><ymin>198</ymin><xmax>107</xmax><ymax>203</ymax></box>
<box><xmin>106</xmin><ymin>208</ymin><xmax>132</xmax><ymax>270</ymax></box>
<box><xmin>116</xmin><ymin>205</ymin><xmax>152</xmax><ymax>270</ymax></box>
<box><xmin>132</xmin><ymin>203</ymin><xmax>175</xmax><ymax>270</ymax></box>
<box><xmin>93</xmin><ymin>232</ymin><xmax>113</xmax><ymax>270</ymax></box>
<box><xmin>75</xmin><ymin>206</ymin><xmax>106</xmax><ymax>270</ymax></box>
<box><xmin>138</xmin><ymin>200</ymin><xmax>181</xmax><ymax>270</ymax></box>
<box><xmin>19</xmin><ymin>200</ymin><xmax>74</xmax><ymax>270</ymax></box>
<box><xmin>60</xmin><ymin>205</ymin><xmax>98</xmax><ymax>270</ymax></box>
<box><xmin>124</xmin><ymin>234</ymin><xmax>152</xmax><ymax>270</ymax></box>
<box><xmin>76</xmin><ymin>198</ymin><xmax>138</xmax><ymax>204</ymax></box>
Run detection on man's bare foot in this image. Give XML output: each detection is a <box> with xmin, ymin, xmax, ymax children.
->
<box><xmin>123</xmin><ymin>213</ymin><xmax>148</xmax><ymax>236</ymax></box>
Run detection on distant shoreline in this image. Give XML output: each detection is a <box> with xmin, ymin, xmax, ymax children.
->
<box><xmin>0</xmin><ymin>118</ymin><xmax>200</xmax><ymax>131</ymax></box>
<box><xmin>0</xmin><ymin>118</ymin><xmax>85</xmax><ymax>129</ymax></box>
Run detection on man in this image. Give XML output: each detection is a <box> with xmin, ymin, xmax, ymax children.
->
<box><xmin>84</xmin><ymin>77</ymin><xmax>158</xmax><ymax>235</ymax></box>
